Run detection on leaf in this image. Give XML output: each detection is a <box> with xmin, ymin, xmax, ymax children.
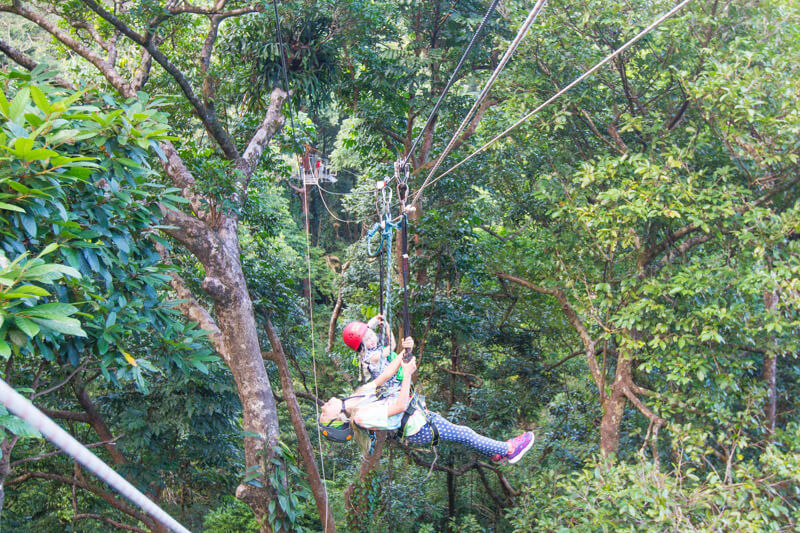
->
<box><xmin>0</xmin><ymin>414</ymin><xmax>41</xmax><ymax>438</ymax></box>
<box><xmin>9</xmin><ymin>329</ymin><xmax>28</xmax><ymax>347</ymax></box>
<box><xmin>243</xmin><ymin>469</ymin><xmax>263</xmax><ymax>483</ymax></box>
<box><xmin>29</xmin><ymin>317</ymin><xmax>87</xmax><ymax>337</ymax></box>
<box><xmin>12</xmin><ymin>285</ymin><xmax>50</xmax><ymax>297</ymax></box>
<box><xmin>0</xmin><ymin>340</ymin><xmax>10</xmax><ymax>358</ymax></box>
<box><xmin>111</xmin><ymin>234</ymin><xmax>130</xmax><ymax>254</ymax></box>
<box><xmin>0</xmin><ymin>202</ymin><xmax>25</xmax><ymax>213</ymax></box>
<box><xmin>8</xmin><ymin>87</ymin><xmax>30</xmax><ymax>122</ymax></box>
<box><xmin>18</xmin><ymin>213</ymin><xmax>37</xmax><ymax>238</ymax></box>
<box><xmin>29</xmin><ymin>85</ymin><xmax>50</xmax><ymax>114</ymax></box>
<box><xmin>122</xmin><ymin>350</ymin><xmax>138</xmax><ymax>366</ymax></box>
<box><xmin>26</xmin><ymin>303</ymin><xmax>78</xmax><ymax>316</ymax></box>
<box><xmin>14</xmin><ymin>317</ymin><xmax>40</xmax><ymax>338</ymax></box>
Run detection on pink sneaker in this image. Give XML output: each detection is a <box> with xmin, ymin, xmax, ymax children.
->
<box><xmin>506</xmin><ymin>431</ymin><xmax>535</xmax><ymax>464</ymax></box>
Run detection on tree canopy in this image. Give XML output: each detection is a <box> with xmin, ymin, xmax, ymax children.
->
<box><xmin>0</xmin><ymin>0</ymin><xmax>798</xmax><ymax>532</ymax></box>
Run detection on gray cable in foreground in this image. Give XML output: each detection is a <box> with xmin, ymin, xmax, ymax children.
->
<box><xmin>0</xmin><ymin>378</ymin><xmax>191</xmax><ymax>533</ymax></box>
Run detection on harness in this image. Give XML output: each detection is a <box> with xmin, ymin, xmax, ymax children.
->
<box><xmin>395</xmin><ymin>394</ymin><xmax>439</xmax><ymax>447</ymax></box>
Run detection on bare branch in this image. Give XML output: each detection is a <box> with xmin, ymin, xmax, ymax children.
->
<box><xmin>0</xmin><ymin>38</ymin><xmax>75</xmax><ymax>90</ymax></box>
<box><xmin>544</xmin><ymin>349</ymin><xmax>584</xmax><ymax>372</ymax></box>
<box><xmin>158</xmin><ymin>207</ymin><xmax>221</xmax><ymax>263</ymax></box>
<box><xmin>236</xmin><ymin>87</ymin><xmax>287</xmax><ymax>196</ymax></box>
<box><xmin>653</xmin><ymin>233</ymin><xmax>714</xmax><ymax>272</ymax></box>
<box><xmin>393</xmin><ymin>440</ymin><xmax>480</xmax><ymax>475</ymax></box>
<box><xmin>72</xmin><ymin>20</ymin><xmax>113</xmax><ymax>52</ymax></box>
<box><xmin>79</xmin><ymin>0</ymin><xmax>240</xmax><ymax>159</ymax></box>
<box><xmin>10</xmin><ymin>436</ymin><xmax>123</xmax><ymax>468</ymax></box>
<box><xmin>155</xmin><ymin>243</ymin><xmax>226</xmax><ymax>359</ymax></box>
<box><xmin>622</xmin><ymin>382</ymin><xmax>665</xmax><ymax>427</ymax></box>
<box><xmin>638</xmin><ymin>224</ymin><xmax>700</xmax><ymax>273</ymax></box>
<box><xmin>72</xmin><ymin>514</ymin><xmax>146</xmax><ymax>533</ymax></box>
<box><xmin>33</xmin><ymin>361</ymin><xmax>88</xmax><ymax>399</ymax></box>
<box><xmin>39</xmin><ymin>408</ymin><xmax>90</xmax><ymax>423</ymax></box>
<box><xmin>263</xmin><ymin>317</ymin><xmax>336</xmax><ymax>533</ymax></box>
<box><xmin>497</xmin><ymin>273</ymin><xmax>603</xmax><ymax>392</ymax></box>
<box><xmin>9</xmin><ymin>472</ymin><xmax>152</xmax><ymax>528</ymax></box>
<box><xmin>167</xmin><ymin>4</ymin><xmax>262</xmax><ymax>17</ymax></box>
<box><xmin>131</xmin><ymin>48</ymin><xmax>152</xmax><ymax>92</ymax></box>
<box><xmin>0</xmin><ymin>3</ymin><xmax>134</xmax><ymax>97</ymax></box>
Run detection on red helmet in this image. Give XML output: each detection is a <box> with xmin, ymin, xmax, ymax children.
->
<box><xmin>342</xmin><ymin>321</ymin><xmax>369</xmax><ymax>351</ymax></box>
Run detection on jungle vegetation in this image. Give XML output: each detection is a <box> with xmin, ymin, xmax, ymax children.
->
<box><xmin>0</xmin><ymin>0</ymin><xmax>797</xmax><ymax>531</ymax></box>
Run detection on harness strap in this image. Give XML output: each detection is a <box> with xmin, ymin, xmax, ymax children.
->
<box><xmin>396</xmin><ymin>405</ymin><xmax>414</xmax><ymax>440</ymax></box>
<box><xmin>428</xmin><ymin>412</ymin><xmax>440</xmax><ymax>447</ymax></box>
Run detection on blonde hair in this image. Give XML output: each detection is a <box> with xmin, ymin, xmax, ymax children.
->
<box><xmin>324</xmin><ymin>382</ymin><xmax>379</xmax><ymax>456</ymax></box>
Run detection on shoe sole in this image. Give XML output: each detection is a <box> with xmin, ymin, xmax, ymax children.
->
<box><xmin>508</xmin><ymin>432</ymin><xmax>535</xmax><ymax>464</ymax></box>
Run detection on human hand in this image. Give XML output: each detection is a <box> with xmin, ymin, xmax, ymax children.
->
<box><xmin>400</xmin><ymin>356</ymin><xmax>417</xmax><ymax>376</ymax></box>
<box><xmin>367</xmin><ymin>314</ymin><xmax>384</xmax><ymax>329</ymax></box>
<box><xmin>401</xmin><ymin>336</ymin><xmax>414</xmax><ymax>352</ymax></box>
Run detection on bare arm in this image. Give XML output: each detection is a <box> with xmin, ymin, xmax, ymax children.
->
<box><xmin>372</xmin><ymin>337</ymin><xmax>414</xmax><ymax>387</ymax></box>
<box><xmin>387</xmin><ymin>357</ymin><xmax>417</xmax><ymax>416</ymax></box>
<box><xmin>373</xmin><ymin>356</ymin><xmax>402</xmax><ymax>387</ymax></box>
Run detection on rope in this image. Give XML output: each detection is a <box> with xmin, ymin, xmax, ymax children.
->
<box><xmin>413</xmin><ymin>0</ymin><xmax>695</xmax><ymax>203</ymax></box>
<box><xmin>272</xmin><ymin>2</ymin><xmax>329</xmax><ymax>530</ymax></box>
<box><xmin>315</xmin><ymin>182</ymin><xmax>364</xmax><ymax>224</ymax></box>
<box><xmin>403</xmin><ymin>0</ymin><xmax>502</xmax><ymax>165</ymax></box>
<box><xmin>414</xmin><ymin>0</ymin><xmax>548</xmax><ymax>200</ymax></box>
<box><xmin>0</xmin><ymin>379</ymin><xmax>191</xmax><ymax>533</ymax></box>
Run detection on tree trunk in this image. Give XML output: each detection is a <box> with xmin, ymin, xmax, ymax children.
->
<box><xmin>205</xmin><ymin>243</ymin><xmax>281</xmax><ymax>525</ymax></box>
<box><xmin>763</xmin><ymin>290</ymin><xmax>779</xmax><ymax>435</ymax></box>
<box><xmin>599</xmin><ymin>357</ymin><xmax>631</xmax><ymax>457</ymax></box>
<box><xmin>344</xmin><ymin>432</ymin><xmax>386</xmax><ymax>529</ymax></box>
<box><xmin>264</xmin><ymin>319</ymin><xmax>336</xmax><ymax>533</ymax></box>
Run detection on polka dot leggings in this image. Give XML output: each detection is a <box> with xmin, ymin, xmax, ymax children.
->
<box><xmin>405</xmin><ymin>413</ymin><xmax>508</xmax><ymax>457</ymax></box>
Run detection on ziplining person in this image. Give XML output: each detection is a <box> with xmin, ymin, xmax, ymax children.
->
<box><xmin>319</xmin><ymin>335</ymin><xmax>535</xmax><ymax>465</ymax></box>
<box><xmin>343</xmin><ymin>314</ymin><xmax>403</xmax><ymax>389</ymax></box>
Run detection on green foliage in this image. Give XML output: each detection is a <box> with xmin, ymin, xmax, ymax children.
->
<box><xmin>0</xmin><ymin>68</ymin><xmax>211</xmax><ymax>386</ymax></box>
<box><xmin>203</xmin><ymin>496</ymin><xmax>260</xmax><ymax>533</ymax></box>
<box><xmin>510</xmin><ymin>425</ymin><xmax>800</xmax><ymax>532</ymax></box>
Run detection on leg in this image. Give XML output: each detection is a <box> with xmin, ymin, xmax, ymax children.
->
<box><xmin>405</xmin><ymin>413</ymin><xmax>508</xmax><ymax>457</ymax></box>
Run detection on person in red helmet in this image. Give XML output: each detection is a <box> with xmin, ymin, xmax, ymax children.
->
<box><xmin>343</xmin><ymin>315</ymin><xmax>400</xmax><ymax>386</ymax></box>
<box><xmin>319</xmin><ymin>345</ymin><xmax>535</xmax><ymax>465</ymax></box>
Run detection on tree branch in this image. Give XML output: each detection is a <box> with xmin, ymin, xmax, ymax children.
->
<box><xmin>544</xmin><ymin>349</ymin><xmax>584</xmax><ymax>372</ymax></box>
<box><xmin>33</xmin><ymin>361</ymin><xmax>87</xmax><ymax>399</ymax></box>
<box><xmin>158</xmin><ymin>208</ymin><xmax>221</xmax><ymax>263</ymax></box>
<box><xmin>72</xmin><ymin>514</ymin><xmax>147</xmax><ymax>533</ymax></box>
<box><xmin>235</xmin><ymin>87</ymin><xmax>287</xmax><ymax>202</ymax></box>
<box><xmin>10</xmin><ymin>436</ymin><xmax>123</xmax><ymax>468</ymax></box>
<box><xmin>155</xmin><ymin>243</ymin><xmax>226</xmax><ymax>359</ymax></box>
<box><xmin>653</xmin><ymin>233</ymin><xmax>714</xmax><ymax>272</ymax></box>
<box><xmin>9</xmin><ymin>472</ymin><xmax>153</xmax><ymax>529</ymax></box>
<box><xmin>622</xmin><ymin>381</ymin><xmax>665</xmax><ymax>427</ymax></box>
<box><xmin>393</xmin><ymin>440</ymin><xmax>480</xmax><ymax>475</ymax></box>
<box><xmin>131</xmin><ymin>48</ymin><xmax>153</xmax><ymax>92</ymax></box>
<box><xmin>496</xmin><ymin>273</ymin><xmax>603</xmax><ymax>392</ymax></box>
<box><xmin>263</xmin><ymin>318</ymin><xmax>337</xmax><ymax>533</ymax></box>
<box><xmin>38</xmin><ymin>408</ymin><xmax>90</xmax><ymax>423</ymax></box>
<box><xmin>0</xmin><ymin>38</ymin><xmax>74</xmax><ymax>90</ymax></box>
<box><xmin>79</xmin><ymin>0</ymin><xmax>240</xmax><ymax>159</ymax></box>
<box><xmin>0</xmin><ymin>3</ymin><xmax>134</xmax><ymax>97</ymax></box>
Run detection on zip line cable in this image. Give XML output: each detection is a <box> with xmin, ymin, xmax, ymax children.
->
<box><xmin>414</xmin><ymin>0</ymin><xmax>548</xmax><ymax>198</ymax></box>
<box><xmin>0</xmin><ymin>379</ymin><xmax>191</xmax><ymax>533</ymax></box>
<box><xmin>315</xmin><ymin>182</ymin><xmax>365</xmax><ymax>224</ymax></box>
<box><xmin>412</xmin><ymin>0</ymin><xmax>695</xmax><ymax>204</ymax></box>
<box><xmin>272</xmin><ymin>1</ymin><xmax>330</xmax><ymax>530</ymax></box>
<box><xmin>403</xmin><ymin>0</ymin><xmax>502</xmax><ymax>166</ymax></box>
